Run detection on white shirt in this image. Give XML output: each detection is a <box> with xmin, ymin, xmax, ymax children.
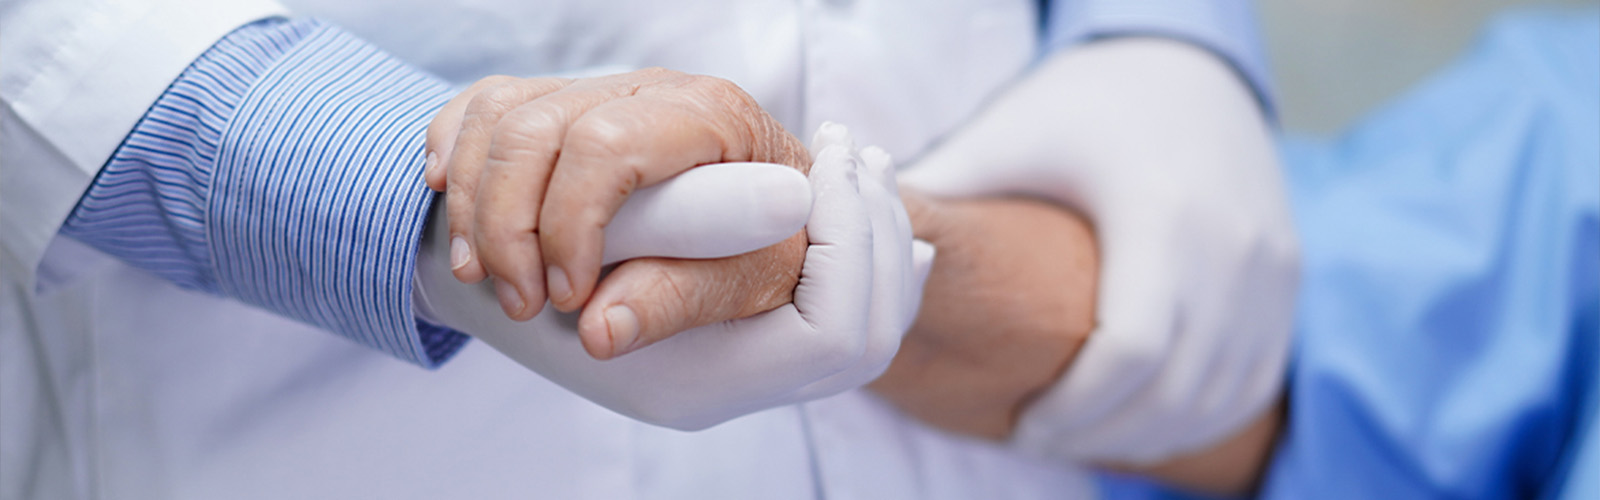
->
<box><xmin>3</xmin><ymin>1</ymin><xmax>1094</xmax><ymax>498</ymax></box>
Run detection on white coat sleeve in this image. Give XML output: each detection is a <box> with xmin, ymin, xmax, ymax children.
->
<box><xmin>1</xmin><ymin>0</ymin><xmax>286</xmax><ymax>290</ymax></box>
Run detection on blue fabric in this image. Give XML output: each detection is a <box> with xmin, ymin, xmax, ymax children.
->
<box><xmin>60</xmin><ymin>18</ymin><xmax>467</xmax><ymax>368</ymax></box>
<box><xmin>1099</xmin><ymin>8</ymin><xmax>1599</xmax><ymax>500</ymax></box>
<box><xmin>1042</xmin><ymin>0</ymin><xmax>1274</xmax><ymax>114</ymax></box>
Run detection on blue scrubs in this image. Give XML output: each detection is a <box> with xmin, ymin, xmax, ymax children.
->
<box><xmin>1104</xmin><ymin>8</ymin><xmax>1599</xmax><ymax>499</ymax></box>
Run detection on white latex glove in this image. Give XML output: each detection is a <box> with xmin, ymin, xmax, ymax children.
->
<box><xmin>415</xmin><ymin>125</ymin><xmax>932</xmax><ymax>430</ymax></box>
<box><xmin>899</xmin><ymin>38</ymin><xmax>1299</xmax><ymax>464</ymax></box>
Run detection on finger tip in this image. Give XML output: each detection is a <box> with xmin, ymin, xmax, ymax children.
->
<box><xmin>602</xmin><ymin>303</ymin><xmax>641</xmax><ymax>358</ymax></box>
<box><xmin>450</xmin><ymin>264</ymin><xmax>486</xmax><ymax>284</ymax></box>
<box><xmin>756</xmin><ymin>170</ymin><xmax>814</xmax><ymax>235</ymax></box>
<box><xmin>577</xmin><ymin>310</ymin><xmax>615</xmax><ymax>360</ymax></box>
<box><xmin>423</xmin><ymin>152</ymin><xmax>443</xmax><ymax>189</ymax></box>
<box><xmin>493</xmin><ymin>278</ymin><xmax>529</xmax><ymax>320</ymax></box>
<box><xmin>449</xmin><ymin>236</ymin><xmax>473</xmax><ymax>271</ymax></box>
<box><xmin>545</xmin><ymin>265</ymin><xmax>577</xmax><ymax>308</ymax></box>
<box><xmin>809</xmin><ymin>122</ymin><xmax>854</xmax><ymax>156</ymax></box>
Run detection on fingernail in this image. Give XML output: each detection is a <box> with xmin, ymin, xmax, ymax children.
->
<box><xmin>547</xmin><ymin>265</ymin><xmax>572</xmax><ymax>303</ymax></box>
<box><xmin>424</xmin><ymin>151</ymin><xmax>438</xmax><ymax>175</ymax></box>
<box><xmin>495</xmin><ymin>279</ymin><xmax>525</xmax><ymax>317</ymax></box>
<box><xmin>450</xmin><ymin>236</ymin><xmax>471</xmax><ymax>270</ymax></box>
<box><xmin>604</xmin><ymin>305</ymin><xmax>640</xmax><ymax>357</ymax></box>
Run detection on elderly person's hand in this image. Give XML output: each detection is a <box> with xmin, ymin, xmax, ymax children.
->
<box><xmin>414</xmin><ymin>123</ymin><xmax>931</xmax><ymax>430</ymax></box>
<box><xmin>423</xmin><ymin>68</ymin><xmax>811</xmax><ymax>359</ymax></box>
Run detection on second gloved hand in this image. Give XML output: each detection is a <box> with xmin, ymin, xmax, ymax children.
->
<box><xmin>899</xmin><ymin>38</ymin><xmax>1300</xmax><ymax>464</ymax></box>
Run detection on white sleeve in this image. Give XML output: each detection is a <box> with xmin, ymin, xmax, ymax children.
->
<box><xmin>0</xmin><ymin>0</ymin><xmax>285</xmax><ymax>288</ymax></box>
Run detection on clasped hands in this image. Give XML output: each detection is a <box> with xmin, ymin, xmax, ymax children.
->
<box><xmin>411</xmin><ymin>68</ymin><xmax>932</xmax><ymax>429</ymax></box>
<box><xmin>412</xmin><ymin>40</ymin><xmax>1297</xmax><ymax>495</ymax></box>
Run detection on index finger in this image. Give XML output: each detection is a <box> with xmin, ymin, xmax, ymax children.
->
<box><xmin>536</xmin><ymin>94</ymin><xmax>738</xmax><ymax>311</ymax></box>
<box><xmin>425</xmin><ymin>76</ymin><xmax>508</xmax><ymax>191</ymax></box>
<box><xmin>437</xmin><ymin>77</ymin><xmax>571</xmax><ymax>284</ymax></box>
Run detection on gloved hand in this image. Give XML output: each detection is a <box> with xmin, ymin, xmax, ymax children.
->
<box><xmin>422</xmin><ymin>70</ymin><xmax>811</xmax><ymax>351</ymax></box>
<box><xmin>899</xmin><ymin>38</ymin><xmax>1299</xmax><ymax>464</ymax></box>
<box><xmin>415</xmin><ymin>124</ymin><xmax>932</xmax><ymax>430</ymax></box>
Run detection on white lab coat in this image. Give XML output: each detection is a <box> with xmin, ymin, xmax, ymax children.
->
<box><xmin>1</xmin><ymin>0</ymin><xmax>1094</xmax><ymax>498</ymax></box>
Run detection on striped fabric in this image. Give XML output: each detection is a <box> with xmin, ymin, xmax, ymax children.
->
<box><xmin>60</xmin><ymin>18</ymin><xmax>468</xmax><ymax>367</ymax></box>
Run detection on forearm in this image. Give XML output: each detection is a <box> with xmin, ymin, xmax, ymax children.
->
<box><xmin>880</xmin><ymin>190</ymin><xmax>1285</xmax><ymax>494</ymax></box>
<box><xmin>870</xmin><ymin>192</ymin><xmax>1098</xmax><ymax>440</ymax></box>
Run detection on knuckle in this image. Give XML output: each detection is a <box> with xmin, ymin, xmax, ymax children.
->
<box><xmin>445</xmin><ymin>168</ymin><xmax>477</xmax><ymax>196</ymax></box>
<box><xmin>680</xmin><ymin>74</ymin><xmax>766</xmax><ymax>158</ymax></box>
<box><xmin>480</xmin><ymin>75</ymin><xmax>519</xmax><ymax>87</ymax></box>
<box><xmin>694</xmin><ymin>75</ymin><xmax>757</xmax><ymax>110</ymax></box>
<box><xmin>633</xmin><ymin>66</ymin><xmax>679</xmax><ymax>80</ymax></box>
<box><xmin>565</xmin><ymin>114</ymin><xmax>633</xmax><ymax>159</ymax></box>
<box><xmin>485</xmin><ymin>111</ymin><xmax>568</xmax><ymax>173</ymax></box>
<box><xmin>488</xmin><ymin>117</ymin><xmax>552</xmax><ymax>160</ymax></box>
<box><xmin>639</xmin><ymin>265</ymin><xmax>702</xmax><ymax>328</ymax></box>
<box><xmin>683</xmin><ymin>73</ymin><xmax>733</xmax><ymax>91</ymax></box>
<box><xmin>464</xmin><ymin>82</ymin><xmax>528</xmax><ymax>123</ymax></box>
<box><xmin>475</xmin><ymin>211</ymin><xmax>527</xmax><ymax>248</ymax></box>
<box><xmin>472</xmin><ymin>236</ymin><xmax>520</xmax><ymax>277</ymax></box>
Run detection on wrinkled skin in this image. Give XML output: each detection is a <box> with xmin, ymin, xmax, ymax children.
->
<box><xmin>425</xmin><ymin>68</ymin><xmax>810</xmax><ymax>359</ymax></box>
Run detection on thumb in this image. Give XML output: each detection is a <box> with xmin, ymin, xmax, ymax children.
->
<box><xmin>573</xmin><ymin>144</ymin><xmax>868</xmax><ymax>361</ymax></box>
<box><xmin>576</xmin><ymin>233</ymin><xmax>807</xmax><ymax>360</ymax></box>
<box><xmin>569</xmin><ymin>162</ymin><xmax>811</xmax><ymax>360</ymax></box>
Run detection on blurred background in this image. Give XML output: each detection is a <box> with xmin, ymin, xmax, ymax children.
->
<box><xmin>1259</xmin><ymin>0</ymin><xmax>1598</xmax><ymax>134</ymax></box>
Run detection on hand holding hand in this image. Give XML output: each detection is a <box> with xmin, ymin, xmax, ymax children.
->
<box><xmin>869</xmin><ymin>191</ymin><xmax>1099</xmax><ymax>441</ymax></box>
<box><xmin>424</xmin><ymin>69</ymin><xmax>811</xmax><ymax>358</ymax></box>
<box><xmin>415</xmin><ymin>124</ymin><xmax>932</xmax><ymax>430</ymax></box>
<box><xmin>900</xmin><ymin>39</ymin><xmax>1298</xmax><ymax>463</ymax></box>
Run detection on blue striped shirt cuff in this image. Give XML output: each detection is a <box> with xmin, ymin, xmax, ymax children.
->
<box><xmin>1043</xmin><ymin>0</ymin><xmax>1276</xmax><ymax>115</ymax></box>
<box><xmin>61</xmin><ymin>18</ymin><xmax>468</xmax><ymax>367</ymax></box>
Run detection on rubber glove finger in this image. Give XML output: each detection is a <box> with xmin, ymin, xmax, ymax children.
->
<box><xmin>603</xmin><ymin>163</ymin><xmax>810</xmax><ymax>263</ymax></box>
<box><xmin>843</xmin><ymin>153</ymin><xmax>907</xmax><ymax>380</ymax></box>
<box><xmin>808</xmin><ymin>121</ymin><xmax>856</xmax><ymax>159</ymax></box>
<box><xmin>790</xmin><ymin>143</ymin><xmax>873</xmax><ymax>346</ymax></box>
<box><xmin>860</xmin><ymin>145</ymin><xmax>925</xmax><ymax>330</ymax></box>
<box><xmin>786</xmin><ymin>145</ymin><xmax>911</xmax><ymax>400</ymax></box>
